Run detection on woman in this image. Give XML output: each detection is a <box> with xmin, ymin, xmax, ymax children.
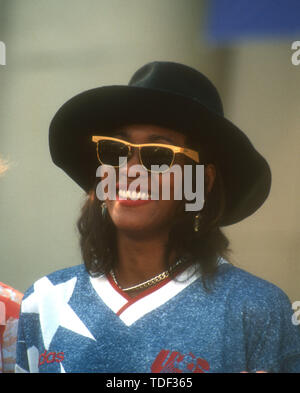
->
<box><xmin>16</xmin><ymin>61</ymin><xmax>300</xmax><ymax>373</ymax></box>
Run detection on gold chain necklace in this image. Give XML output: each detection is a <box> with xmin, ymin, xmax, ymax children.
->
<box><xmin>110</xmin><ymin>259</ymin><xmax>183</xmax><ymax>292</ymax></box>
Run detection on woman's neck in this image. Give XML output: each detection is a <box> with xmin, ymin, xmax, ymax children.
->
<box><xmin>113</xmin><ymin>229</ymin><xmax>176</xmax><ymax>293</ymax></box>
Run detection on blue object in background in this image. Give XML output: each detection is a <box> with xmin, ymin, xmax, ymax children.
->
<box><xmin>207</xmin><ymin>0</ymin><xmax>300</xmax><ymax>44</ymax></box>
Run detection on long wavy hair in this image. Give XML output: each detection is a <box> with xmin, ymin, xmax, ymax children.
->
<box><xmin>77</xmin><ymin>133</ymin><xmax>231</xmax><ymax>291</ymax></box>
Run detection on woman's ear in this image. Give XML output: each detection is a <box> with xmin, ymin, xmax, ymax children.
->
<box><xmin>205</xmin><ymin>164</ymin><xmax>216</xmax><ymax>194</ymax></box>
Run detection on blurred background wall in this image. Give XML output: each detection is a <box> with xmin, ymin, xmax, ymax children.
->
<box><xmin>0</xmin><ymin>0</ymin><xmax>299</xmax><ymax>304</ymax></box>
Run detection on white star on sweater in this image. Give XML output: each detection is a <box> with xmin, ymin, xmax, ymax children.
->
<box><xmin>22</xmin><ymin>276</ymin><xmax>95</xmax><ymax>349</ymax></box>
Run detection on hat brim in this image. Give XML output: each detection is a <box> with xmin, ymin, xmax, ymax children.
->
<box><xmin>49</xmin><ymin>85</ymin><xmax>271</xmax><ymax>226</ymax></box>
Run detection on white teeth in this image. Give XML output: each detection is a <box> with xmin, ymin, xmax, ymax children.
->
<box><xmin>118</xmin><ymin>189</ymin><xmax>149</xmax><ymax>200</ymax></box>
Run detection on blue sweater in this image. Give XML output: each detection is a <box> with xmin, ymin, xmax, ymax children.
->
<box><xmin>15</xmin><ymin>261</ymin><xmax>300</xmax><ymax>373</ymax></box>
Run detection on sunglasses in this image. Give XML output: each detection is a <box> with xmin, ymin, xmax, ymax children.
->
<box><xmin>92</xmin><ymin>136</ymin><xmax>200</xmax><ymax>173</ymax></box>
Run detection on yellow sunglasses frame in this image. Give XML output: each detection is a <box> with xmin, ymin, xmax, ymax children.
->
<box><xmin>92</xmin><ymin>136</ymin><xmax>199</xmax><ymax>172</ymax></box>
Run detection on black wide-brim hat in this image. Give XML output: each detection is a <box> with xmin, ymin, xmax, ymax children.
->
<box><xmin>49</xmin><ymin>61</ymin><xmax>271</xmax><ymax>226</ymax></box>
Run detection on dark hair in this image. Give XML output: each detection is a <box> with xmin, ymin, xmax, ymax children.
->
<box><xmin>77</xmin><ymin>133</ymin><xmax>231</xmax><ymax>292</ymax></box>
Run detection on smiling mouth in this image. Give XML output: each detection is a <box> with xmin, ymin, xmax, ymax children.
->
<box><xmin>117</xmin><ymin>189</ymin><xmax>150</xmax><ymax>200</ymax></box>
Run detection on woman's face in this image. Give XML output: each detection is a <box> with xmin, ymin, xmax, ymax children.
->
<box><xmin>102</xmin><ymin>124</ymin><xmax>188</xmax><ymax>237</ymax></box>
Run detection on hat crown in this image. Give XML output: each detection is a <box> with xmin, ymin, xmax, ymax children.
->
<box><xmin>129</xmin><ymin>61</ymin><xmax>224</xmax><ymax>116</ymax></box>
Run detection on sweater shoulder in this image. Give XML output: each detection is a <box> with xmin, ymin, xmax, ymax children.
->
<box><xmin>217</xmin><ymin>263</ymin><xmax>291</xmax><ymax>311</ymax></box>
<box><xmin>22</xmin><ymin>264</ymin><xmax>87</xmax><ymax>300</ymax></box>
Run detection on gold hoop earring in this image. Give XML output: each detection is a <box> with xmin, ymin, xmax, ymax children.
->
<box><xmin>194</xmin><ymin>212</ymin><xmax>202</xmax><ymax>232</ymax></box>
<box><xmin>101</xmin><ymin>202</ymin><xmax>107</xmax><ymax>219</ymax></box>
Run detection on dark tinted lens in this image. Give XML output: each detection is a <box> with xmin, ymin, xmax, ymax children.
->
<box><xmin>98</xmin><ymin>140</ymin><xmax>129</xmax><ymax>166</ymax></box>
<box><xmin>140</xmin><ymin>146</ymin><xmax>174</xmax><ymax>172</ymax></box>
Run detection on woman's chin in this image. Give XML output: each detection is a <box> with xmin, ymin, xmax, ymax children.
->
<box><xmin>112</xmin><ymin>219</ymin><xmax>156</xmax><ymax>234</ymax></box>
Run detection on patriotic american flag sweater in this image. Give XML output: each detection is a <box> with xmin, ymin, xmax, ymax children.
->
<box><xmin>15</xmin><ymin>261</ymin><xmax>300</xmax><ymax>373</ymax></box>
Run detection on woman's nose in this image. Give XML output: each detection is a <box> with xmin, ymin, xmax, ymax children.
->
<box><xmin>119</xmin><ymin>147</ymin><xmax>147</xmax><ymax>179</ymax></box>
<box><xmin>127</xmin><ymin>147</ymin><xmax>140</xmax><ymax>168</ymax></box>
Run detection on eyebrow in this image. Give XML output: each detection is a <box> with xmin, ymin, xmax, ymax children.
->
<box><xmin>111</xmin><ymin>130</ymin><xmax>176</xmax><ymax>145</ymax></box>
